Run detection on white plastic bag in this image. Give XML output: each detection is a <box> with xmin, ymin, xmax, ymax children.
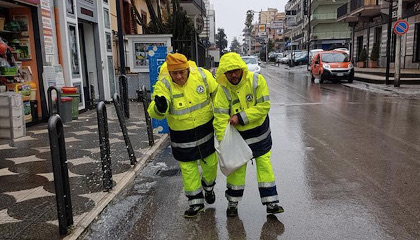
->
<box><xmin>215</xmin><ymin>123</ymin><xmax>253</xmax><ymax>176</ymax></box>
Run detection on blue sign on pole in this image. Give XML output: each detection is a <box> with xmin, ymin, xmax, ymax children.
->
<box><xmin>393</xmin><ymin>20</ymin><xmax>409</xmax><ymax>35</ymax></box>
<box><xmin>148</xmin><ymin>46</ymin><xmax>169</xmax><ymax>133</ymax></box>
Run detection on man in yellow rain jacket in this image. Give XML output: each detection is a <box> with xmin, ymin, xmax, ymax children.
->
<box><xmin>213</xmin><ymin>52</ymin><xmax>284</xmax><ymax>217</ymax></box>
<box><xmin>148</xmin><ymin>53</ymin><xmax>218</xmax><ymax>218</ymax></box>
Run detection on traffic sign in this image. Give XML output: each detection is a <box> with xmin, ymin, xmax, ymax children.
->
<box><xmin>393</xmin><ymin>20</ymin><xmax>409</xmax><ymax>35</ymax></box>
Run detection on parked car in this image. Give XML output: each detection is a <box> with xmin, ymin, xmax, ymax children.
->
<box><xmin>294</xmin><ymin>52</ymin><xmax>309</xmax><ymax>65</ymax></box>
<box><xmin>274</xmin><ymin>53</ymin><xmax>284</xmax><ymax>63</ymax></box>
<box><xmin>310</xmin><ymin>50</ymin><xmax>354</xmax><ymax>83</ymax></box>
<box><xmin>309</xmin><ymin>49</ymin><xmax>324</xmax><ymax>62</ymax></box>
<box><xmin>334</xmin><ymin>48</ymin><xmax>350</xmax><ymax>55</ymax></box>
<box><xmin>278</xmin><ymin>53</ymin><xmax>291</xmax><ymax>64</ymax></box>
<box><xmin>241</xmin><ymin>56</ymin><xmax>261</xmax><ymax>73</ymax></box>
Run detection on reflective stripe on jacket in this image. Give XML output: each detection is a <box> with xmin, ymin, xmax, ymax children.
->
<box><xmin>148</xmin><ymin>61</ymin><xmax>218</xmax><ymax>161</ymax></box>
<box><xmin>213</xmin><ymin>52</ymin><xmax>271</xmax><ymax>158</ymax></box>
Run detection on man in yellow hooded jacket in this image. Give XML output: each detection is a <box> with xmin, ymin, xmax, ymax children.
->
<box><xmin>213</xmin><ymin>52</ymin><xmax>284</xmax><ymax>217</ymax></box>
<box><xmin>147</xmin><ymin>53</ymin><xmax>218</xmax><ymax>218</ymax></box>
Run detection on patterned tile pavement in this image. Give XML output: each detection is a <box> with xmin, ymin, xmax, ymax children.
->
<box><xmin>0</xmin><ymin>101</ymin><xmax>164</xmax><ymax>239</ymax></box>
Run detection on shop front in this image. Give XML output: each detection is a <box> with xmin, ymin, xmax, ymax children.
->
<box><xmin>0</xmin><ymin>0</ymin><xmax>47</xmax><ymax>125</ymax></box>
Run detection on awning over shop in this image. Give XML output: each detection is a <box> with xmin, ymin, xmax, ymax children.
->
<box><xmin>16</xmin><ymin>0</ymin><xmax>39</xmax><ymax>5</ymax></box>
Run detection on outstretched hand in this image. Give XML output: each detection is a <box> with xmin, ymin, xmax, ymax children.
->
<box><xmin>155</xmin><ymin>95</ymin><xmax>168</xmax><ymax>113</ymax></box>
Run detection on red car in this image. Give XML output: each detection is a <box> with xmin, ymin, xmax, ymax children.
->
<box><xmin>310</xmin><ymin>50</ymin><xmax>354</xmax><ymax>83</ymax></box>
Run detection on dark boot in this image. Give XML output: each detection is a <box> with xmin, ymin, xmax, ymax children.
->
<box><xmin>266</xmin><ymin>203</ymin><xmax>284</xmax><ymax>214</ymax></box>
<box><xmin>226</xmin><ymin>201</ymin><xmax>238</xmax><ymax>217</ymax></box>
<box><xmin>204</xmin><ymin>190</ymin><xmax>215</xmax><ymax>204</ymax></box>
<box><xmin>184</xmin><ymin>204</ymin><xmax>205</xmax><ymax>218</ymax></box>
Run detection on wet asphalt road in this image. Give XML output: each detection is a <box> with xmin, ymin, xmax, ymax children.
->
<box><xmin>82</xmin><ymin>64</ymin><xmax>420</xmax><ymax>240</ymax></box>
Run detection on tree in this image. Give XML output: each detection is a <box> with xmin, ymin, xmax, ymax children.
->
<box><xmin>216</xmin><ymin>28</ymin><xmax>228</xmax><ymax>56</ymax></box>
<box><xmin>230</xmin><ymin>37</ymin><xmax>241</xmax><ymax>53</ymax></box>
<box><xmin>130</xmin><ymin>0</ymin><xmax>195</xmax><ymax>56</ymax></box>
<box><xmin>243</xmin><ymin>10</ymin><xmax>254</xmax><ymax>55</ymax></box>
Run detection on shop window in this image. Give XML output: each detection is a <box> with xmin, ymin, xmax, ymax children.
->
<box><xmin>390</xmin><ymin>33</ymin><xmax>396</xmax><ymax>62</ymax></box>
<box><xmin>413</xmin><ymin>23</ymin><xmax>420</xmax><ymax>63</ymax></box>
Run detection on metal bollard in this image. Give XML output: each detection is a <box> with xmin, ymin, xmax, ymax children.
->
<box><xmin>97</xmin><ymin>102</ymin><xmax>113</xmax><ymax>191</ymax></box>
<box><xmin>119</xmin><ymin>75</ymin><xmax>129</xmax><ymax>119</ymax></box>
<box><xmin>113</xmin><ymin>93</ymin><xmax>136</xmax><ymax>165</ymax></box>
<box><xmin>141</xmin><ymin>85</ymin><xmax>154</xmax><ymax>146</ymax></box>
<box><xmin>48</xmin><ymin>114</ymin><xmax>73</xmax><ymax>235</ymax></box>
<box><xmin>47</xmin><ymin>86</ymin><xmax>61</xmax><ymax>116</ymax></box>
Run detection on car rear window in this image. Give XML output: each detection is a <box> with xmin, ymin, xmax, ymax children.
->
<box><xmin>321</xmin><ymin>53</ymin><xmax>350</xmax><ymax>63</ymax></box>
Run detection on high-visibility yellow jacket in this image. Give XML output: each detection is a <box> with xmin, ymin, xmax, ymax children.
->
<box><xmin>213</xmin><ymin>52</ymin><xmax>272</xmax><ymax>158</ymax></box>
<box><xmin>148</xmin><ymin>61</ymin><xmax>218</xmax><ymax>161</ymax></box>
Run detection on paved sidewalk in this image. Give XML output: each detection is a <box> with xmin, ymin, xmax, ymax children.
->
<box><xmin>343</xmin><ymin>81</ymin><xmax>420</xmax><ymax>97</ymax></box>
<box><xmin>0</xmin><ymin>101</ymin><xmax>167</xmax><ymax>240</ymax></box>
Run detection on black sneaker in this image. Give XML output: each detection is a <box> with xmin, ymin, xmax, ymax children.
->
<box><xmin>184</xmin><ymin>204</ymin><xmax>205</xmax><ymax>218</ymax></box>
<box><xmin>204</xmin><ymin>190</ymin><xmax>215</xmax><ymax>204</ymax></box>
<box><xmin>266</xmin><ymin>203</ymin><xmax>284</xmax><ymax>214</ymax></box>
<box><xmin>226</xmin><ymin>201</ymin><xmax>238</xmax><ymax>217</ymax></box>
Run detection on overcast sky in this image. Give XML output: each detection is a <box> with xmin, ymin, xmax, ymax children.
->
<box><xmin>210</xmin><ymin>0</ymin><xmax>289</xmax><ymax>46</ymax></box>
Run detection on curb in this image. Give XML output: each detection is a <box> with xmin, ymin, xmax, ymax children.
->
<box><xmin>63</xmin><ymin>134</ymin><xmax>169</xmax><ymax>240</ymax></box>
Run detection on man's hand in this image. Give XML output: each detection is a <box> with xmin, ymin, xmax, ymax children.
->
<box><xmin>155</xmin><ymin>95</ymin><xmax>168</xmax><ymax>113</ymax></box>
<box><xmin>229</xmin><ymin>115</ymin><xmax>239</xmax><ymax>125</ymax></box>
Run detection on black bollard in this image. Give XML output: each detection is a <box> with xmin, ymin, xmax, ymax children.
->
<box><xmin>47</xmin><ymin>86</ymin><xmax>61</xmax><ymax>116</ymax></box>
<box><xmin>119</xmin><ymin>75</ymin><xmax>129</xmax><ymax>118</ymax></box>
<box><xmin>48</xmin><ymin>114</ymin><xmax>73</xmax><ymax>235</ymax></box>
<box><xmin>113</xmin><ymin>93</ymin><xmax>136</xmax><ymax>165</ymax></box>
<box><xmin>141</xmin><ymin>85</ymin><xmax>154</xmax><ymax>146</ymax></box>
<box><xmin>97</xmin><ymin>101</ymin><xmax>113</xmax><ymax>191</ymax></box>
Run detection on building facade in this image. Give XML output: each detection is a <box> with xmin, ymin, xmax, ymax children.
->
<box><xmin>338</xmin><ymin>0</ymin><xmax>419</xmax><ymax>69</ymax></box>
<box><xmin>307</xmin><ymin>0</ymin><xmax>351</xmax><ymax>50</ymax></box>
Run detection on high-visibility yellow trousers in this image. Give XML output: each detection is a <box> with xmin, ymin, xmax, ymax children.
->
<box><xmin>226</xmin><ymin>150</ymin><xmax>279</xmax><ymax>204</ymax></box>
<box><xmin>179</xmin><ymin>152</ymin><xmax>218</xmax><ymax>206</ymax></box>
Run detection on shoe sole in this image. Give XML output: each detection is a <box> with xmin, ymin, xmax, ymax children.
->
<box><xmin>184</xmin><ymin>208</ymin><xmax>205</xmax><ymax>218</ymax></box>
<box><xmin>267</xmin><ymin>209</ymin><xmax>284</xmax><ymax>214</ymax></box>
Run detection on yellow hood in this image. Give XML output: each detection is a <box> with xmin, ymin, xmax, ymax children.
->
<box><xmin>215</xmin><ymin>52</ymin><xmax>249</xmax><ymax>87</ymax></box>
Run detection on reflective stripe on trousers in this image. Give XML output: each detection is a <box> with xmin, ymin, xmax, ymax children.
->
<box><xmin>225</xmin><ymin>150</ymin><xmax>279</xmax><ymax>204</ymax></box>
<box><xmin>179</xmin><ymin>152</ymin><xmax>218</xmax><ymax>206</ymax></box>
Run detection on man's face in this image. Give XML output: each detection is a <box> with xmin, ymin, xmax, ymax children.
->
<box><xmin>169</xmin><ymin>69</ymin><xmax>189</xmax><ymax>86</ymax></box>
<box><xmin>224</xmin><ymin>69</ymin><xmax>243</xmax><ymax>85</ymax></box>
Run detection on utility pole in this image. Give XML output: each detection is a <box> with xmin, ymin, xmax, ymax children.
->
<box><xmin>307</xmin><ymin>0</ymin><xmax>311</xmax><ymax>67</ymax></box>
<box><xmin>394</xmin><ymin>0</ymin><xmax>402</xmax><ymax>87</ymax></box>
<box><xmin>116</xmin><ymin>0</ymin><xmax>126</xmax><ymax>75</ymax></box>
<box><xmin>385</xmin><ymin>0</ymin><xmax>393</xmax><ymax>85</ymax></box>
<box><xmin>115</xmin><ymin>0</ymin><xmax>129</xmax><ymax>118</ymax></box>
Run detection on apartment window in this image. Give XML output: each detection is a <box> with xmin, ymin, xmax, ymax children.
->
<box><xmin>141</xmin><ymin>11</ymin><xmax>147</xmax><ymax>34</ymax></box>
<box><xmin>414</xmin><ymin>23</ymin><xmax>420</xmax><ymax>62</ymax></box>
<box><xmin>131</xmin><ymin>7</ymin><xmax>137</xmax><ymax>34</ymax></box>
<box><xmin>123</xmin><ymin>1</ymin><xmax>132</xmax><ymax>34</ymax></box>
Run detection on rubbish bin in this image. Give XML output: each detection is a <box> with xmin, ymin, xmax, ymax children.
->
<box><xmin>61</xmin><ymin>87</ymin><xmax>80</xmax><ymax>120</ymax></box>
<box><xmin>60</xmin><ymin>97</ymin><xmax>73</xmax><ymax>123</ymax></box>
<box><xmin>30</xmin><ymin>100</ymin><xmax>38</xmax><ymax>121</ymax></box>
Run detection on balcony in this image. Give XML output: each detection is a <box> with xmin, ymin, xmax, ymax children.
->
<box><xmin>179</xmin><ymin>0</ymin><xmax>206</xmax><ymax>16</ymax></box>
<box><xmin>310</xmin><ymin>0</ymin><xmax>348</xmax><ymax>12</ymax></box>
<box><xmin>312</xmin><ymin>31</ymin><xmax>351</xmax><ymax>39</ymax></box>
<box><xmin>349</xmin><ymin>0</ymin><xmax>380</xmax><ymax>17</ymax></box>
<box><xmin>310</xmin><ymin>12</ymin><xmax>337</xmax><ymax>25</ymax></box>
<box><xmin>337</xmin><ymin>2</ymin><xmax>359</xmax><ymax>22</ymax></box>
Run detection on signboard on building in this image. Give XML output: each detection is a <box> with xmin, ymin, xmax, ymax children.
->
<box><xmin>258</xmin><ymin>24</ymin><xmax>266</xmax><ymax>32</ymax></box>
<box><xmin>271</xmin><ymin>21</ymin><xmax>283</xmax><ymax>29</ymax></box>
<box><xmin>286</xmin><ymin>16</ymin><xmax>296</xmax><ymax>26</ymax></box>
